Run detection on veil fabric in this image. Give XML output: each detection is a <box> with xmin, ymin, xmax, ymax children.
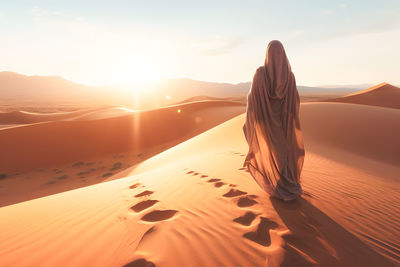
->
<box><xmin>243</xmin><ymin>40</ymin><xmax>305</xmax><ymax>200</ymax></box>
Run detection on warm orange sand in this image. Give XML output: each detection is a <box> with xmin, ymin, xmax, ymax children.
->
<box><xmin>0</xmin><ymin>101</ymin><xmax>245</xmax><ymax>173</ymax></box>
<box><xmin>326</xmin><ymin>82</ymin><xmax>400</xmax><ymax>109</ymax></box>
<box><xmin>0</xmin><ymin>98</ymin><xmax>399</xmax><ymax>266</ymax></box>
<box><xmin>0</xmin><ymin>108</ymin><xmax>104</xmax><ymax>125</ymax></box>
<box><xmin>0</xmin><ymin>101</ymin><xmax>245</xmax><ymax>207</ymax></box>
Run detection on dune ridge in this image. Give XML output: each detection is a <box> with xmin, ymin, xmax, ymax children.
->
<box><xmin>0</xmin><ymin>100</ymin><xmax>245</xmax><ymax>173</ymax></box>
<box><xmin>0</xmin><ymin>100</ymin><xmax>398</xmax><ymax>266</ymax></box>
<box><xmin>326</xmin><ymin>83</ymin><xmax>400</xmax><ymax>109</ymax></box>
<box><xmin>300</xmin><ymin>102</ymin><xmax>400</xmax><ymax>167</ymax></box>
<box><xmin>0</xmin><ymin>108</ymin><xmax>107</xmax><ymax>125</ymax></box>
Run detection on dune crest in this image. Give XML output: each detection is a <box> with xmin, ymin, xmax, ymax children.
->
<box><xmin>0</xmin><ymin>101</ymin><xmax>245</xmax><ymax>173</ymax></box>
<box><xmin>326</xmin><ymin>83</ymin><xmax>400</xmax><ymax>109</ymax></box>
<box><xmin>0</xmin><ymin>101</ymin><xmax>398</xmax><ymax>266</ymax></box>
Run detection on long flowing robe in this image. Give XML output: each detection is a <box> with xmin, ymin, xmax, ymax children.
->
<box><xmin>243</xmin><ymin>40</ymin><xmax>305</xmax><ymax>201</ymax></box>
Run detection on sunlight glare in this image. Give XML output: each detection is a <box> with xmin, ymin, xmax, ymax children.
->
<box><xmin>111</xmin><ymin>63</ymin><xmax>162</xmax><ymax>91</ymax></box>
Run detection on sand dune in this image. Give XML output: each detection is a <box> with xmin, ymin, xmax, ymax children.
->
<box><xmin>0</xmin><ymin>108</ymin><xmax>105</xmax><ymax>125</ymax></box>
<box><xmin>326</xmin><ymin>83</ymin><xmax>400</xmax><ymax>109</ymax></box>
<box><xmin>0</xmin><ymin>101</ymin><xmax>398</xmax><ymax>267</ymax></box>
<box><xmin>0</xmin><ymin>101</ymin><xmax>244</xmax><ymax>207</ymax></box>
<box><xmin>175</xmin><ymin>96</ymin><xmax>247</xmax><ymax>105</ymax></box>
<box><xmin>300</xmin><ymin>102</ymin><xmax>400</xmax><ymax>167</ymax></box>
<box><xmin>72</xmin><ymin>107</ymin><xmax>135</xmax><ymax>121</ymax></box>
<box><xmin>0</xmin><ymin>101</ymin><xmax>245</xmax><ymax>174</ymax></box>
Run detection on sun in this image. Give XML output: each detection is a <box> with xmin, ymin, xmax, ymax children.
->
<box><xmin>105</xmin><ymin>54</ymin><xmax>168</xmax><ymax>93</ymax></box>
<box><xmin>110</xmin><ymin>64</ymin><xmax>161</xmax><ymax>90</ymax></box>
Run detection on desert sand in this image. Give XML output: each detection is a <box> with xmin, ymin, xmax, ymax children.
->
<box><xmin>0</xmin><ymin>86</ymin><xmax>399</xmax><ymax>267</ymax></box>
<box><xmin>0</xmin><ymin>100</ymin><xmax>245</xmax><ymax>207</ymax></box>
<box><xmin>326</xmin><ymin>83</ymin><xmax>400</xmax><ymax>109</ymax></box>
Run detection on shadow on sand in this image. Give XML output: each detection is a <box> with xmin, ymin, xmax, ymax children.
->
<box><xmin>271</xmin><ymin>197</ymin><xmax>395</xmax><ymax>267</ymax></box>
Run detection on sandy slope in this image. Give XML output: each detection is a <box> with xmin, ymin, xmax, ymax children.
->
<box><xmin>0</xmin><ymin>101</ymin><xmax>245</xmax><ymax>173</ymax></box>
<box><xmin>0</xmin><ymin>101</ymin><xmax>245</xmax><ymax>207</ymax></box>
<box><xmin>326</xmin><ymin>83</ymin><xmax>400</xmax><ymax>109</ymax></box>
<box><xmin>0</xmin><ymin>101</ymin><xmax>399</xmax><ymax>267</ymax></box>
<box><xmin>301</xmin><ymin>102</ymin><xmax>400</xmax><ymax>167</ymax></box>
<box><xmin>0</xmin><ymin>106</ymin><xmax>135</xmax><ymax>126</ymax></box>
<box><xmin>0</xmin><ymin>108</ymin><xmax>103</xmax><ymax>125</ymax></box>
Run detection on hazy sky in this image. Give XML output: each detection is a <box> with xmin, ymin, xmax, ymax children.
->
<box><xmin>0</xmin><ymin>0</ymin><xmax>399</xmax><ymax>87</ymax></box>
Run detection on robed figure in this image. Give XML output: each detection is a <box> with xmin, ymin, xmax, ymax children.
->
<box><xmin>243</xmin><ymin>40</ymin><xmax>305</xmax><ymax>201</ymax></box>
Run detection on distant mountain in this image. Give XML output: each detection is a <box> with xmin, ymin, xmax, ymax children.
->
<box><xmin>326</xmin><ymin>83</ymin><xmax>400</xmax><ymax>109</ymax></box>
<box><xmin>143</xmin><ymin>79</ymin><xmax>362</xmax><ymax>108</ymax></box>
<box><xmin>174</xmin><ymin>95</ymin><xmax>247</xmax><ymax>105</ymax></box>
<box><xmin>0</xmin><ymin>71</ymin><xmax>367</xmax><ymax>109</ymax></box>
<box><xmin>297</xmin><ymin>85</ymin><xmax>359</xmax><ymax>94</ymax></box>
<box><xmin>0</xmin><ymin>71</ymin><xmax>127</xmax><ymax>105</ymax></box>
<box><xmin>317</xmin><ymin>83</ymin><xmax>374</xmax><ymax>90</ymax></box>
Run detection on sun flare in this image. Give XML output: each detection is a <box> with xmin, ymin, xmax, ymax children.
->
<box><xmin>109</xmin><ymin>63</ymin><xmax>162</xmax><ymax>90</ymax></box>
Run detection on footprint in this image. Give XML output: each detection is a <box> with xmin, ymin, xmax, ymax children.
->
<box><xmin>102</xmin><ymin>172</ymin><xmax>113</xmax><ymax>177</ymax></box>
<box><xmin>229</xmin><ymin>184</ymin><xmax>238</xmax><ymax>187</ymax></box>
<box><xmin>238</xmin><ymin>167</ymin><xmax>247</xmax><ymax>171</ymax></box>
<box><xmin>214</xmin><ymin>182</ymin><xmax>226</xmax><ymax>188</ymax></box>
<box><xmin>131</xmin><ymin>200</ymin><xmax>159</xmax><ymax>212</ymax></box>
<box><xmin>135</xmin><ymin>190</ymin><xmax>154</xmax><ymax>197</ymax></box>
<box><xmin>55</xmin><ymin>175</ymin><xmax>68</xmax><ymax>180</ymax></box>
<box><xmin>186</xmin><ymin>171</ymin><xmax>194</xmax><ymax>174</ymax></box>
<box><xmin>207</xmin><ymin>178</ymin><xmax>221</xmax><ymax>183</ymax></box>
<box><xmin>110</xmin><ymin>162</ymin><xmax>122</xmax><ymax>171</ymax></box>
<box><xmin>77</xmin><ymin>169</ymin><xmax>94</xmax><ymax>176</ymax></box>
<box><xmin>234</xmin><ymin>211</ymin><xmax>257</xmax><ymax>226</ymax></box>
<box><xmin>237</xmin><ymin>196</ymin><xmax>258</xmax><ymax>207</ymax></box>
<box><xmin>123</xmin><ymin>258</ymin><xmax>156</xmax><ymax>267</ymax></box>
<box><xmin>193</xmin><ymin>172</ymin><xmax>199</xmax><ymax>176</ymax></box>
<box><xmin>72</xmin><ymin>161</ymin><xmax>84</xmax><ymax>167</ymax></box>
<box><xmin>129</xmin><ymin>183</ymin><xmax>141</xmax><ymax>189</ymax></box>
<box><xmin>243</xmin><ymin>217</ymin><xmax>278</xmax><ymax>246</ymax></box>
<box><xmin>200</xmin><ymin>175</ymin><xmax>208</xmax><ymax>178</ymax></box>
<box><xmin>223</xmin><ymin>189</ymin><xmax>247</xmax><ymax>198</ymax></box>
<box><xmin>141</xmin><ymin>210</ymin><xmax>178</xmax><ymax>222</ymax></box>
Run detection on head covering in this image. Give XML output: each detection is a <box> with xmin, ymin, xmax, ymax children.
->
<box><xmin>243</xmin><ymin>40</ymin><xmax>305</xmax><ymax>200</ymax></box>
<box><xmin>265</xmin><ymin>40</ymin><xmax>292</xmax><ymax>99</ymax></box>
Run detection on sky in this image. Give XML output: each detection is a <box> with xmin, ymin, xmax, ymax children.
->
<box><xmin>0</xmin><ymin>0</ymin><xmax>399</xmax><ymax>88</ymax></box>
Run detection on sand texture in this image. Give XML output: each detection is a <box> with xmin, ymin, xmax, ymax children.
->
<box><xmin>0</xmin><ymin>92</ymin><xmax>399</xmax><ymax>266</ymax></box>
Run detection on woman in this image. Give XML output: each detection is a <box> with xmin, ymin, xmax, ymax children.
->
<box><xmin>243</xmin><ymin>40</ymin><xmax>305</xmax><ymax>201</ymax></box>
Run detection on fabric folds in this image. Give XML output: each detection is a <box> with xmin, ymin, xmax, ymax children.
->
<box><xmin>243</xmin><ymin>40</ymin><xmax>305</xmax><ymax>200</ymax></box>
